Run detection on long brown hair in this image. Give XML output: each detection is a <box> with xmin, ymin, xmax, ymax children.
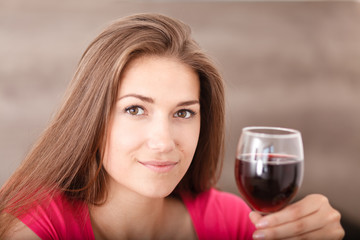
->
<box><xmin>0</xmin><ymin>13</ymin><xmax>224</xmax><ymax>236</ymax></box>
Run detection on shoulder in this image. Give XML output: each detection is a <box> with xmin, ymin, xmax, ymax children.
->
<box><xmin>181</xmin><ymin>188</ymin><xmax>255</xmax><ymax>240</ymax></box>
<box><xmin>4</xmin><ymin>218</ymin><xmax>40</xmax><ymax>240</ymax></box>
<box><xmin>17</xmin><ymin>192</ymin><xmax>94</xmax><ymax>240</ymax></box>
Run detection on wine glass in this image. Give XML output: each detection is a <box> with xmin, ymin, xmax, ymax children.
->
<box><xmin>235</xmin><ymin>126</ymin><xmax>304</xmax><ymax>214</ymax></box>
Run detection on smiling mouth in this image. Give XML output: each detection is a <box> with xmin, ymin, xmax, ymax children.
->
<box><xmin>138</xmin><ymin>160</ymin><xmax>178</xmax><ymax>173</ymax></box>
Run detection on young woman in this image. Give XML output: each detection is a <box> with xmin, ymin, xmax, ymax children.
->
<box><xmin>0</xmin><ymin>13</ymin><xmax>344</xmax><ymax>239</ymax></box>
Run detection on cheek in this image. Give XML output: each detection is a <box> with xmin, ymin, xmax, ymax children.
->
<box><xmin>103</xmin><ymin>121</ymin><xmax>144</xmax><ymax>169</ymax></box>
<box><xmin>178</xmin><ymin>122</ymin><xmax>201</xmax><ymax>159</ymax></box>
<box><xmin>108</xmin><ymin>119</ymin><xmax>144</xmax><ymax>151</ymax></box>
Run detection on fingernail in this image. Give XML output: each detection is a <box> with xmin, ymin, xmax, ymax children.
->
<box><xmin>256</xmin><ymin>220</ymin><xmax>268</xmax><ymax>228</ymax></box>
<box><xmin>253</xmin><ymin>231</ymin><xmax>265</xmax><ymax>240</ymax></box>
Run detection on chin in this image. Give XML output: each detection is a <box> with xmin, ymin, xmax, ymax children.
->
<box><xmin>138</xmin><ymin>185</ymin><xmax>177</xmax><ymax>199</ymax></box>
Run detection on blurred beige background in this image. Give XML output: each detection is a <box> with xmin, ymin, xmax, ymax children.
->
<box><xmin>1</xmin><ymin>0</ymin><xmax>359</xmax><ymax>237</ymax></box>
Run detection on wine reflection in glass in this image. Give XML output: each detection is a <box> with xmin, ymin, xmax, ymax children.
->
<box><xmin>235</xmin><ymin>126</ymin><xmax>304</xmax><ymax>214</ymax></box>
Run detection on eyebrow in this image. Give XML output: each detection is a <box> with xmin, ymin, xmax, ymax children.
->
<box><xmin>118</xmin><ymin>94</ymin><xmax>200</xmax><ymax>107</ymax></box>
<box><xmin>118</xmin><ymin>94</ymin><xmax>154</xmax><ymax>103</ymax></box>
<box><xmin>176</xmin><ymin>100</ymin><xmax>200</xmax><ymax>107</ymax></box>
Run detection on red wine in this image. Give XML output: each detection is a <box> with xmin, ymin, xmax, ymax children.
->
<box><xmin>235</xmin><ymin>154</ymin><xmax>303</xmax><ymax>213</ymax></box>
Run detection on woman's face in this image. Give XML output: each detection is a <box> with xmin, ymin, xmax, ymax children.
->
<box><xmin>103</xmin><ymin>55</ymin><xmax>201</xmax><ymax>199</ymax></box>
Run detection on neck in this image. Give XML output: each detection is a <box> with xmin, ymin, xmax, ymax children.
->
<box><xmin>89</xmin><ymin>182</ymin><xmax>177</xmax><ymax>239</ymax></box>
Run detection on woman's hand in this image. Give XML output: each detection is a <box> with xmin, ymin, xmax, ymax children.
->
<box><xmin>249</xmin><ymin>194</ymin><xmax>345</xmax><ymax>239</ymax></box>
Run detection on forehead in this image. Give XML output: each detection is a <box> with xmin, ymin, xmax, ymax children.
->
<box><xmin>118</xmin><ymin>55</ymin><xmax>200</xmax><ymax>100</ymax></box>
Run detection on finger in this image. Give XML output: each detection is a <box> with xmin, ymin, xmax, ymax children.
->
<box><xmin>249</xmin><ymin>211</ymin><xmax>263</xmax><ymax>225</ymax></box>
<box><xmin>254</xmin><ymin>194</ymin><xmax>328</xmax><ymax>229</ymax></box>
<box><xmin>252</xmin><ymin>199</ymin><xmax>343</xmax><ymax>240</ymax></box>
<box><xmin>283</xmin><ymin>221</ymin><xmax>345</xmax><ymax>240</ymax></box>
<box><xmin>253</xmin><ymin>208</ymin><xmax>325</xmax><ymax>239</ymax></box>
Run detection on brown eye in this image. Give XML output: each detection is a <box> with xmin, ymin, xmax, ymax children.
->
<box><xmin>125</xmin><ymin>106</ymin><xmax>144</xmax><ymax>116</ymax></box>
<box><xmin>174</xmin><ymin>109</ymin><xmax>194</xmax><ymax>119</ymax></box>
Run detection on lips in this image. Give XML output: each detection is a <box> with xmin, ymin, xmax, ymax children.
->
<box><xmin>138</xmin><ymin>160</ymin><xmax>178</xmax><ymax>173</ymax></box>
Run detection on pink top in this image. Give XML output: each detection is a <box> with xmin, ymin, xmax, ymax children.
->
<box><xmin>182</xmin><ymin>188</ymin><xmax>255</xmax><ymax>239</ymax></box>
<box><xmin>19</xmin><ymin>189</ymin><xmax>255</xmax><ymax>239</ymax></box>
<box><xmin>19</xmin><ymin>192</ymin><xmax>94</xmax><ymax>240</ymax></box>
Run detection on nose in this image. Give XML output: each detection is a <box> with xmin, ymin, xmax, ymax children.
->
<box><xmin>147</xmin><ymin>118</ymin><xmax>176</xmax><ymax>153</ymax></box>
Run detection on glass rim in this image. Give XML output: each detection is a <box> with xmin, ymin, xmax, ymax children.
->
<box><xmin>242</xmin><ymin>126</ymin><xmax>301</xmax><ymax>139</ymax></box>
